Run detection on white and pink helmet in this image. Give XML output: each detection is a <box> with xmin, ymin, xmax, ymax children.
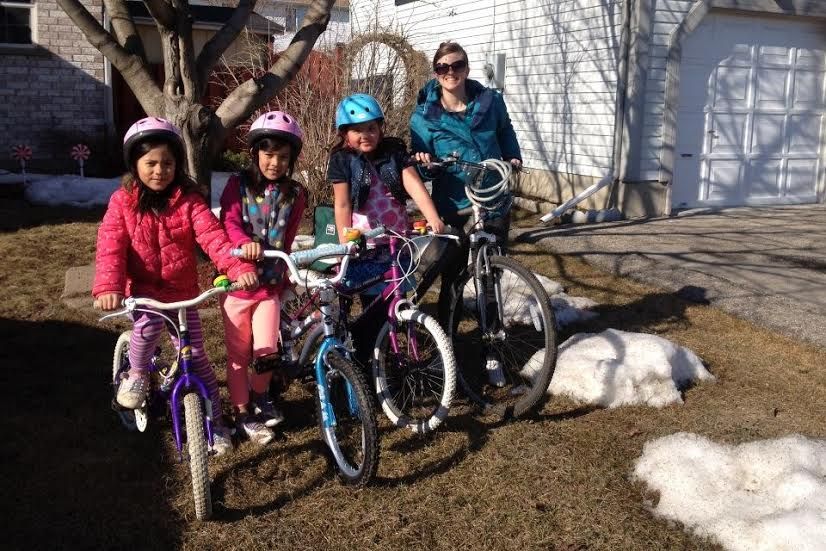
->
<box><xmin>247</xmin><ymin>111</ymin><xmax>303</xmax><ymax>155</ymax></box>
<box><xmin>122</xmin><ymin>117</ymin><xmax>183</xmax><ymax>165</ymax></box>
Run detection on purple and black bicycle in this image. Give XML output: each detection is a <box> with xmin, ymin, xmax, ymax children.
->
<box><xmin>99</xmin><ymin>278</ymin><xmax>241</xmax><ymax>520</ymax></box>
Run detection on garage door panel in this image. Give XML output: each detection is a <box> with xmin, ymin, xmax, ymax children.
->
<box><xmin>713</xmin><ymin>66</ymin><xmax>751</xmax><ymax>106</ymax></box>
<box><xmin>751</xmin><ymin>113</ymin><xmax>785</xmax><ymax>154</ymax></box>
<box><xmin>747</xmin><ymin>159</ymin><xmax>783</xmax><ymax>198</ymax></box>
<box><xmin>786</xmin><ymin>159</ymin><xmax>819</xmax><ymax>197</ymax></box>
<box><xmin>797</xmin><ymin>47</ymin><xmax>826</xmax><ymax>69</ymax></box>
<box><xmin>791</xmin><ymin>70</ymin><xmax>825</xmax><ymax>109</ymax></box>
<box><xmin>787</xmin><ymin>114</ymin><xmax>822</xmax><ymax>154</ymax></box>
<box><xmin>755</xmin><ymin>68</ymin><xmax>789</xmax><ymax>110</ymax></box>
<box><xmin>710</xmin><ymin>112</ymin><xmax>748</xmax><ymax>155</ymax></box>
<box><xmin>758</xmin><ymin>45</ymin><xmax>792</xmax><ymax>67</ymax></box>
<box><xmin>706</xmin><ymin>160</ymin><xmax>742</xmax><ymax>201</ymax></box>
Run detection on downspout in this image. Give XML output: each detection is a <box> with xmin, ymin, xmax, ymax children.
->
<box><xmin>541</xmin><ymin>0</ymin><xmax>634</xmax><ymax>224</ymax></box>
<box><xmin>102</xmin><ymin>7</ymin><xmax>116</xmax><ymax>146</ymax></box>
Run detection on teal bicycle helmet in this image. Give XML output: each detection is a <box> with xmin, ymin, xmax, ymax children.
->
<box><xmin>335</xmin><ymin>94</ymin><xmax>385</xmax><ymax>129</ymax></box>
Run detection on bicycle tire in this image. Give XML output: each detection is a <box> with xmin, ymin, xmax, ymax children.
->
<box><xmin>449</xmin><ymin>255</ymin><xmax>557</xmax><ymax>419</ymax></box>
<box><xmin>183</xmin><ymin>392</ymin><xmax>212</xmax><ymax>521</ymax></box>
<box><xmin>316</xmin><ymin>350</ymin><xmax>379</xmax><ymax>486</ymax></box>
<box><xmin>111</xmin><ymin>331</ymin><xmax>138</xmax><ymax>431</ymax></box>
<box><xmin>373</xmin><ymin>309</ymin><xmax>456</xmax><ymax>434</ymax></box>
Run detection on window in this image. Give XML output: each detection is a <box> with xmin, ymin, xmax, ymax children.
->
<box><xmin>1</xmin><ymin>0</ymin><xmax>34</xmax><ymax>45</ymax></box>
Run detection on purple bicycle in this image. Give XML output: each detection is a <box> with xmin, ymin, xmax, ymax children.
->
<box><xmin>99</xmin><ymin>277</ymin><xmax>241</xmax><ymax>520</ymax></box>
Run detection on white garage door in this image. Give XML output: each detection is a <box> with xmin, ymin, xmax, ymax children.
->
<box><xmin>672</xmin><ymin>13</ymin><xmax>826</xmax><ymax>208</ymax></box>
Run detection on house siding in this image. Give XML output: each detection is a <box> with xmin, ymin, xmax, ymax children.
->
<box><xmin>637</xmin><ymin>0</ymin><xmax>696</xmax><ymax>181</ymax></box>
<box><xmin>352</xmin><ymin>0</ymin><xmax>624</xmax><ymax>180</ymax></box>
<box><xmin>0</xmin><ymin>0</ymin><xmax>110</xmax><ymax>173</ymax></box>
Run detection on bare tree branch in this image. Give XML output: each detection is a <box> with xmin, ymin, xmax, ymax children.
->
<box><xmin>195</xmin><ymin>0</ymin><xmax>258</xmax><ymax>95</ymax></box>
<box><xmin>103</xmin><ymin>0</ymin><xmax>146</xmax><ymax>60</ymax></box>
<box><xmin>144</xmin><ymin>0</ymin><xmax>176</xmax><ymax>29</ymax></box>
<box><xmin>172</xmin><ymin>0</ymin><xmax>198</xmax><ymax>102</ymax></box>
<box><xmin>56</xmin><ymin>0</ymin><xmax>163</xmax><ymax>114</ymax></box>
<box><xmin>214</xmin><ymin>0</ymin><xmax>335</xmax><ymax>137</ymax></box>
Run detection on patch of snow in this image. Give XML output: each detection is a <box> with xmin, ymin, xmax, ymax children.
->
<box><xmin>461</xmin><ymin>271</ymin><xmax>595</xmax><ymax>328</ymax></box>
<box><xmin>551</xmin><ymin>293</ymin><xmax>599</xmax><ymax>328</ymax></box>
<box><xmin>633</xmin><ymin>432</ymin><xmax>826</xmax><ymax>551</ymax></box>
<box><xmin>534</xmin><ymin>329</ymin><xmax>713</xmax><ymax>408</ymax></box>
<box><xmin>24</xmin><ymin>175</ymin><xmax>121</xmax><ymax>208</ymax></box>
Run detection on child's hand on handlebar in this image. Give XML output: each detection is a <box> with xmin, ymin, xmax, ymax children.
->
<box><xmin>427</xmin><ymin>217</ymin><xmax>445</xmax><ymax>234</ymax></box>
<box><xmin>236</xmin><ymin>272</ymin><xmax>259</xmax><ymax>290</ymax></box>
<box><xmin>238</xmin><ymin>241</ymin><xmax>263</xmax><ymax>260</ymax></box>
<box><xmin>95</xmin><ymin>293</ymin><xmax>123</xmax><ymax>311</ymax></box>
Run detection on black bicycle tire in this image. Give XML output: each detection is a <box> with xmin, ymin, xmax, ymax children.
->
<box><xmin>449</xmin><ymin>255</ymin><xmax>557</xmax><ymax>419</ymax></box>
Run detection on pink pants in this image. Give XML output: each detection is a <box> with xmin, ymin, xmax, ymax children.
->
<box><xmin>220</xmin><ymin>294</ymin><xmax>280</xmax><ymax>409</ymax></box>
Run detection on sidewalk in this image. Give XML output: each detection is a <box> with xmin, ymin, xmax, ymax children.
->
<box><xmin>515</xmin><ymin>205</ymin><xmax>826</xmax><ymax>349</ymax></box>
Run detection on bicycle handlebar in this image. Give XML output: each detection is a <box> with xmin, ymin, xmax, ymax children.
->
<box><xmin>96</xmin><ymin>283</ymin><xmax>243</xmax><ymax>321</ymax></box>
<box><xmin>231</xmin><ymin>241</ymin><xmax>363</xmax><ymax>288</ymax></box>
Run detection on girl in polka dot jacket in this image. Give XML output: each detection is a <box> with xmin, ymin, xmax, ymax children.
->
<box><xmin>219</xmin><ymin>111</ymin><xmax>307</xmax><ymax>446</ymax></box>
<box><xmin>328</xmin><ymin>94</ymin><xmax>444</xmax><ymax>366</ymax></box>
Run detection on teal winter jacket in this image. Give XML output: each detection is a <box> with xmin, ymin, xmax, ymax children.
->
<box><xmin>409</xmin><ymin>78</ymin><xmax>521</xmax><ymax>215</ymax></box>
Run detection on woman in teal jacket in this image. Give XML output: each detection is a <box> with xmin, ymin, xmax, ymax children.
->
<box><xmin>410</xmin><ymin>41</ymin><xmax>522</xmax><ymax>323</ymax></box>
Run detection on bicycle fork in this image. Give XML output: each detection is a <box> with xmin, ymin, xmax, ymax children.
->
<box><xmin>169</xmin><ymin>329</ymin><xmax>215</xmax><ymax>461</ymax></box>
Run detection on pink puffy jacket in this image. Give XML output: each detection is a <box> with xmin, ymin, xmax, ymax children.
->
<box><xmin>93</xmin><ymin>184</ymin><xmax>255</xmax><ymax>302</ymax></box>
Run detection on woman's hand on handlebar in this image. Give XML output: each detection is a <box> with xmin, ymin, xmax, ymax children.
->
<box><xmin>413</xmin><ymin>152</ymin><xmax>433</xmax><ymax>165</ymax></box>
<box><xmin>95</xmin><ymin>293</ymin><xmax>123</xmax><ymax>311</ymax></box>
<box><xmin>235</xmin><ymin>272</ymin><xmax>259</xmax><ymax>291</ymax></box>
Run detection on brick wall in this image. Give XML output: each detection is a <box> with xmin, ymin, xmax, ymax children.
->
<box><xmin>0</xmin><ymin>0</ymin><xmax>114</xmax><ymax>174</ymax></box>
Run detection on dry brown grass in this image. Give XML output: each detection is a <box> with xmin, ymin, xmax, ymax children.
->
<box><xmin>4</xmin><ymin>205</ymin><xmax>826</xmax><ymax>550</ymax></box>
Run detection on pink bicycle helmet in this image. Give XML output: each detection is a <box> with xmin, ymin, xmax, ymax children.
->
<box><xmin>122</xmin><ymin>117</ymin><xmax>183</xmax><ymax>165</ymax></box>
<box><xmin>247</xmin><ymin>111</ymin><xmax>303</xmax><ymax>155</ymax></box>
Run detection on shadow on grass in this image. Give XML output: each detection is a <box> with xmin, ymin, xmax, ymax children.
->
<box><xmin>0</xmin><ymin>199</ymin><xmax>105</xmax><ymax>232</ymax></box>
<box><xmin>1</xmin><ymin>317</ymin><xmax>182</xmax><ymax>549</ymax></box>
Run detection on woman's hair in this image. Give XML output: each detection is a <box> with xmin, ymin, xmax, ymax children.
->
<box><xmin>433</xmin><ymin>41</ymin><xmax>468</xmax><ymax>68</ymax></box>
<box><xmin>244</xmin><ymin>136</ymin><xmax>298</xmax><ymax>194</ymax></box>
<box><xmin>123</xmin><ymin>137</ymin><xmax>197</xmax><ymax>213</ymax></box>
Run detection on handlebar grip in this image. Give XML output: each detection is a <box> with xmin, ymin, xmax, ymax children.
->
<box><xmin>230</xmin><ymin>248</ymin><xmax>242</xmax><ymax>257</ymax></box>
<box><xmin>289</xmin><ymin>244</ymin><xmax>350</xmax><ymax>267</ymax></box>
<box><xmin>362</xmin><ymin>225</ymin><xmax>386</xmax><ymax>239</ymax></box>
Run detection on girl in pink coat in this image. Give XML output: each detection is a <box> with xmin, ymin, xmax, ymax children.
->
<box><xmin>94</xmin><ymin>117</ymin><xmax>258</xmax><ymax>456</ymax></box>
<box><xmin>219</xmin><ymin>111</ymin><xmax>307</xmax><ymax>446</ymax></box>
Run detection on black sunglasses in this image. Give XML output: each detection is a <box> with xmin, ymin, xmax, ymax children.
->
<box><xmin>434</xmin><ymin>60</ymin><xmax>467</xmax><ymax>75</ymax></box>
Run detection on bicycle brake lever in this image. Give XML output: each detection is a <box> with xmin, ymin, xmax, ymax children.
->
<box><xmin>98</xmin><ymin>308</ymin><xmax>131</xmax><ymax>322</ymax></box>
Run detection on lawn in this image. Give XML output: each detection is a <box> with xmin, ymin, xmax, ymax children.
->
<box><xmin>4</xmin><ymin>201</ymin><xmax>825</xmax><ymax>550</ymax></box>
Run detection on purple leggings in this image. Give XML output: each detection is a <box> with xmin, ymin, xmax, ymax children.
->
<box><xmin>129</xmin><ymin>307</ymin><xmax>223</xmax><ymax>422</ymax></box>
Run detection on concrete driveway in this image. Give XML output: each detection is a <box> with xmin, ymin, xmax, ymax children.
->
<box><xmin>515</xmin><ymin>204</ymin><xmax>826</xmax><ymax>349</ymax></box>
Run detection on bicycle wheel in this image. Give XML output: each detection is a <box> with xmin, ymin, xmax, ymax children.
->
<box><xmin>111</xmin><ymin>331</ymin><xmax>138</xmax><ymax>431</ymax></box>
<box><xmin>449</xmin><ymin>255</ymin><xmax>557</xmax><ymax>419</ymax></box>
<box><xmin>183</xmin><ymin>392</ymin><xmax>212</xmax><ymax>520</ymax></box>
<box><xmin>316</xmin><ymin>350</ymin><xmax>379</xmax><ymax>486</ymax></box>
<box><xmin>373</xmin><ymin>309</ymin><xmax>456</xmax><ymax>434</ymax></box>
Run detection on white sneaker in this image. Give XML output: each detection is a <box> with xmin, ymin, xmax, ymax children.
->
<box><xmin>485</xmin><ymin>353</ymin><xmax>506</xmax><ymax>387</ymax></box>
<box><xmin>210</xmin><ymin>425</ymin><xmax>234</xmax><ymax>457</ymax></box>
<box><xmin>237</xmin><ymin>414</ymin><xmax>275</xmax><ymax>446</ymax></box>
<box><xmin>116</xmin><ymin>371</ymin><xmax>150</xmax><ymax>409</ymax></box>
<box><xmin>252</xmin><ymin>393</ymin><xmax>285</xmax><ymax>428</ymax></box>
